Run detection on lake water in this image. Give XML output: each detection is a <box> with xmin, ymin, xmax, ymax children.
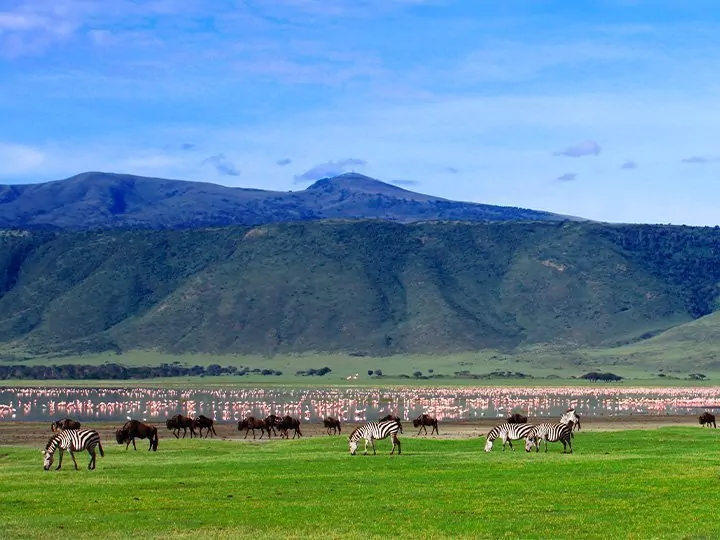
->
<box><xmin>1</xmin><ymin>386</ymin><xmax>719</xmax><ymax>423</ymax></box>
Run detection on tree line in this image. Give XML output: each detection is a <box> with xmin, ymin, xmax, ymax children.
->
<box><xmin>0</xmin><ymin>363</ymin><xmax>283</xmax><ymax>380</ymax></box>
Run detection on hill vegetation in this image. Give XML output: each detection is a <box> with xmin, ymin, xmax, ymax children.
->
<box><xmin>0</xmin><ymin>220</ymin><xmax>718</xmax><ymax>361</ymax></box>
<box><xmin>0</xmin><ymin>171</ymin><xmax>570</xmax><ymax>230</ymax></box>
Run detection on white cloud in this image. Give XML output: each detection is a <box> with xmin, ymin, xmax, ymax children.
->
<box><xmin>0</xmin><ymin>142</ymin><xmax>45</xmax><ymax>175</ymax></box>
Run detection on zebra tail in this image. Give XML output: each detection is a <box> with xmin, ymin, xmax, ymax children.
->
<box><xmin>98</xmin><ymin>441</ymin><xmax>105</xmax><ymax>458</ymax></box>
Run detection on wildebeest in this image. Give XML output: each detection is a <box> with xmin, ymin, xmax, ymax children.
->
<box><xmin>413</xmin><ymin>414</ymin><xmax>439</xmax><ymax>436</ymax></box>
<box><xmin>115</xmin><ymin>420</ymin><xmax>158</xmax><ymax>451</ymax></box>
<box><xmin>699</xmin><ymin>412</ymin><xmax>716</xmax><ymax>428</ymax></box>
<box><xmin>50</xmin><ymin>418</ymin><xmax>81</xmax><ymax>432</ymax></box>
<box><xmin>237</xmin><ymin>416</ymin><xmax>268</xmax><ymax>439</ymax></box>
<box><xmin>193</xmin><ymin>415</ymin><xmax>217</xmax><ymax>438</ymax></box>
<box><xmin>323</xmin><ymin>416</ymin><xmax>341</xmax><ymax>435</ymax></box>
<box><xmin>166</xmin><ymin>414</ymin><xmax>196</xmax><ymax>439</ymax></box>
<box><xmin>277</xmin><ymin>415</ymin><xmax>303</xmax><ymax>439</ymax></box>
<box><xmin>264</xmin><ymin>415</ymin><xmax>280</xmax><ymax>437</ymax></box>
<box><xmin>561</xmin><ymin>408</ymin><xmax>582</xmax><ymax>438</ymax></box>
<box><xmin>507</xmin><ymin>413</ymin><xmax>528</xmax><ymax>424</ymax></box>
<box><xmin>379</xmin><ymin>414</ymin><xmax>403</xmax><ymax>433</ymax></box>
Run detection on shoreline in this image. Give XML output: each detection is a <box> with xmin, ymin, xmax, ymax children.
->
<box><xmin>1</xmin><ymin>415</ymin><xmax>710</xmax><ymax>447</ymax></box>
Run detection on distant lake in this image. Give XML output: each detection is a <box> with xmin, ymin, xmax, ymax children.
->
<box><xmin>1</xmin><ymin>386</ymin><xmax>719</xmax><ymax>424</ymax></box>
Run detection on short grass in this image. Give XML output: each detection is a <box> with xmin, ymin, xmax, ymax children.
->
<box><xmin>2</xmin><ymin>428</ymin><xmax>720</xmax><ymax>539</ymax></box>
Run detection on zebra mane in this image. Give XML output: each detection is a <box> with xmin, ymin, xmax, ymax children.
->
<box><xmin>348</xmin><ymin>425</ymin><xmax>363</xmax><ymax>440</ymax></box>
<box><xmin>45</xmin><ymin>433</ymin><xmax>61</xmax><ymax>451</ymax></box>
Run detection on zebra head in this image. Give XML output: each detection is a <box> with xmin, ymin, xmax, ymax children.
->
<box><xmin>42</xmin><ymin>450</ymin><xmax>54</xmax><ymax>470</ymax></box>
<box><xmin>349</xmin><ymin>440</ymin><xmax>358</xmax><ymax>455</ymax></box>
<box><xmin>524</xmin><ymin>436</ymin><xmax>537</xmax><ymax>453</ymax></box>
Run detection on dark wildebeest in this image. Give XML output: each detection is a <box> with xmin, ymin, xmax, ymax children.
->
<box><xmin>561</xmin><ymin>408</ymin><xmax>582</xmax><ymax>438</ymax></box>
<box><xmin>193</xmin><ymin>415</ymin><xmax>217</xmax><ymax>438</ymax></box>
<box><xmin>379</xmin><ymin>414</ymin><xmax>403</xmax><ymax>433</ymax></box>
<box><xmin>237</xmin><ymin>416</ymin><xmax>268</xmax><ymax>439</ymax></box>
<box><xmin>50</xmin><ymin>418</ymin><xmax>81</xmax><ymax>432</ymax></box>
<box><xmin>115</xmin><ymin>420</ymin><xmax>158</xmax><ymax>451</ymax></box>
<box><xmin>323</xmin><ymin>417</ymin><xmax>342</xmax><ymax>435</ymax></box>
<box><xmin>699</xmin><ymin>412</ymin><xmax>716</xmax><ymax>428</ymax></box>
<box><xmin>507</xmin><ymin>413</ymin><xmax>528</xmax><ymax>424</ymax></box>
<box><xmin>264</xmin><ymin>415</ymin><xmax>280</xmax><ymax>437</ymax></box>
<box><xmin>166</xmin><ymin>414</ymin><xmax>196</xmax><ymax>439</ymax></box>
<box><xmin>277</xmin><ymin>415</ymin><xmax>303</xmax><ymax>439</ymax></box>
<box><xmin>413</xmin><ymin>414</ymin><xmax>439</xmax><ymax>436</ymax></box>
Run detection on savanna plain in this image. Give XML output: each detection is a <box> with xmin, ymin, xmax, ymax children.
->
<box><xmin>1</xmin><ymin>418</ymin><xmax>719</xmax><ymax>540</ymax></box>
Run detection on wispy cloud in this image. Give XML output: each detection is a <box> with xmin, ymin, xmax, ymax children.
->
<box><xmin>276</xmin><ymin>158</ymin><xmax>292</xmax><ymax>166</ymax></box>
<box><xmin>444</xmin><ymin>167</ymin><xmax>460</xmax><ymax>174</ymax></box>
<box><xmin>681</xmin><ymin>156</ymin><xmax>717</xmax><ymax>164</ymax></box>
<box><xmin>556</xmin><ymin>173</ymin><xmax>578</xmax><ymax>182</ymax></box>
<box><xmin>620</xmin><ymin>160</ymin><xmax>638</xmax><ymax>169</ymax></box>
<box><xmin>0</xmin><ymin>142</ymin><xmax>46</xmax><ymax>175</ymax></box>
<box><xmin>389</xmin><ymin>179</ymin><xmax>420</xmax><ymax>186</ymax></box>
<box><xmin>202</xmin><ymin>153</ymin><xmax>240</xmax><ymax>176</ymax></box>
<box><xmin>293</xmin><ymin>158</ymin><xmax>367</xmax><ymax>183</ymax></box>
<box><xmin>554</xmin><ymin>141</ymin><xmax>601</xmax><ymax>158</ymax></box>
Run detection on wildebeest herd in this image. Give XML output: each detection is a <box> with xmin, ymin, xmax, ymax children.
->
<box><xmin>40</xmin><ymin>410</ymin><xmax>717</xmax><ymax>469</ymax></box>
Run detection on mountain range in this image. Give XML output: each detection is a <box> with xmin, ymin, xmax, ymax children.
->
<box><xmin>0</xmin><ymin>220</ymin><xmax>718</xmax><ymax>360</ymax></box>
<box><xmin>0</xmin><ymin>171</ymin><xmax>574</xmax><ymax>230</ymax></box>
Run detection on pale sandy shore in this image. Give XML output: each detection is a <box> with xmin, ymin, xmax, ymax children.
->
<box><xmin>0</xmin><ymin>415</ymin><xmax>709</xmax><ymax>447</ymax></box>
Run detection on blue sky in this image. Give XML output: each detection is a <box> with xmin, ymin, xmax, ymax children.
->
<box><xmin>1</xmin><ymin>0</ymin><xmax>720</xmax><ymax>225</ymax></box>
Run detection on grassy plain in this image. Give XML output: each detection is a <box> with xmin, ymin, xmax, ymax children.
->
<box><xmin>6</xmin><ymin>345</ymin><xmax>719</xmax><ymax>388</ymax></box>
<box><xmin>1</xmin><ymin>428</ymin><xmax>719</xmax><ymax>539</ymax></box>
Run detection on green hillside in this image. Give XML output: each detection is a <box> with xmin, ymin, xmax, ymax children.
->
<box><xmin>0</xmin><ymin>220</ymin><xmax>718</xmax><ymax>359</ymax></box>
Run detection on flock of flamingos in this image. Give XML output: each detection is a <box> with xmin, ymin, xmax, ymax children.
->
<box><xmin>4</xmin><ymin>385</ymin><xmax>720</xmax><ymax>424</ymax></box>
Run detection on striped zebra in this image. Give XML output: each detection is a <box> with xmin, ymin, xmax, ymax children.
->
<box><xmin>524</xmin><ymin>421</ymin><xmax>574</xmax><ymax>453</ymax></box>
<box><xmin>484</xmin><ymin>422</ymin><xmax>535</xmax><ymax>452</ymax></box>
<box><xmin>348</xmin><ymin>420</ymin><xmax>402</xmax><ymax>455</ymax></box>
<box><xmin>42</xmin><ymin>428</ymin><xmax>104</xmax><ymax>470</ymax></box>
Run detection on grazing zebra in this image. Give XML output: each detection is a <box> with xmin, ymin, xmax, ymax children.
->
<box><xmin>484</xmin><ymin>422</ymin><xmax>535</xmax><ymax>452</ymax></box>
<box><xmin>42</xmin><ymin>429</ymin><xmax>104</xmax><ymax>471</ymax></box>
<box><xmin>348</xmin><ymin>420</ymin><xmax>402</xmax><ymax>455</ymax></box>
<box><xmin>525</xmin><ymin>421</ymin><xmax>574</xmax><ymax>453</ymax></box>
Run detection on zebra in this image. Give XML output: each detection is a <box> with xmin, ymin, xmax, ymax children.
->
<box><xmin>524</xmin><ymin>421</ymin><xmax>574</xmax><ymax>453</ymax></box>
<box><xmin>348</xmin><ymin>420</ymin><xmax>402</xmax><ymax>455</ymax></box>
<box><xmin>42</xmin><ymin>428</ymin><xmax>104</xmax><ymax>471</ymax></box>
<box><xmin>483</xmin><ymin>422</ymin><xmax>535</xmax><ymax>452</ymax></box>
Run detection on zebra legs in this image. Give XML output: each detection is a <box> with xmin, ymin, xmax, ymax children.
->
<box><xmin>69</xmin><ymin>450</ymin><xmax>79</xmax><ymax>470</ymax></box>
<box><xmin>87</xmin><ymin>449</ymin><xmax>96</xmax><ymax>470</ymax></box>
<box><xmin>56</xmin><ymin>448</ymin><xmax>64</xmax><ymax>470</ymax></box>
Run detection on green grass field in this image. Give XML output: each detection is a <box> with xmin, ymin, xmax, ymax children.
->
<box><xmin>2</xmin><ymin>428</ymin><xmax>719</xmax><ymax>539</ymax></box>
<box><xmin>6</xmin><ymin>347</ymin><xmax>720</xmax><ymax>387</ymax></box>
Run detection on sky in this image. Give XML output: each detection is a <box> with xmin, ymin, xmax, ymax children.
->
<box><xmin>1</xmin><ymin>0</ymin><xmax>720</xmax><ymax>225</ymax></box>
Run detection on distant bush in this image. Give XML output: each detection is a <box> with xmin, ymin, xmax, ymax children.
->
<box><xmin>368</xmin><ymin>370</ymin><xmax>374</xmax><ymax>376</ymax></box>
<box><xmin>295</xmin><ymin>367</ymin><xmax>332</xmax><ymax>377</ymax></box>
<box><xmin>580</xmin><ymin>372</ymin><xmax>623</xmax><ymax>382</ymax></box>
<box><xmin>374</xmin><ymin>369</ymin><xmax>383</xmax><ymax>377</ymax></box>
<box><xmin>0</xmin><ymin>363</ymin><xmax>282</xmax><ymax>380</ymax></box>
<box><xmin>688</xmin><ymin>373</ymin><xmax>707</xmax><ymax>380</ymax></box>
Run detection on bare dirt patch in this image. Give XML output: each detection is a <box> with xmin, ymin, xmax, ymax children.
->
<box><xmin>0</xmin><ymin>415</ymin><xmax>704</xmax><ymax>448</ymax></box>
